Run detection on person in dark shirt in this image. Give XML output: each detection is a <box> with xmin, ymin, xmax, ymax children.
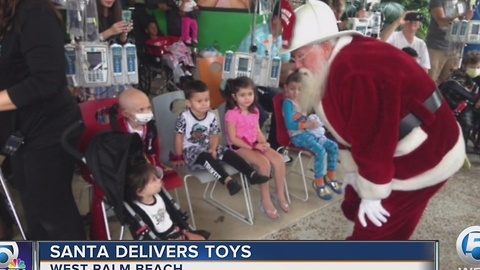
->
<box><xmin>158</xmin><ymin>0</ymin><xmax>182</xmax><ymax>37</ymax></box>
<box><xmin>0</xmin><ymin>0</ymin><xmax>86</xmax><ymax>240</ymax></box>
<box><xmin>97</xmin><ymin>0</ymin><xmax>133</xmax><ymax>44</ymax></box>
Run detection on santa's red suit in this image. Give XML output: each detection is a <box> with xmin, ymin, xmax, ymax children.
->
<box><xmin>316</xmin><ymin>35</ymin><xmax>465</xmax><ymax>240</ymax></box>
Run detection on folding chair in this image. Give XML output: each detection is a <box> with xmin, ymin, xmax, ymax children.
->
<box><xmin>217</xmin><ymin>103</ymin><xmax>290</xmax><ymax>205</ymax></box>
<box><xmin>273</xmin><ymin>93</ymin><xmax>314</xmax><ymax>202</ymax></box>
<box><xmin>152</xmin><ymin>91</ymin><xmax>253</xmax><ymax>229</ymax></box>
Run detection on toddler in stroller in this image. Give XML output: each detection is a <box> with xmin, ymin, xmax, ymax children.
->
<box><xmin>126</xmin><ymin>162</ymin><xmax>207</xmax><ymax>240</ymax></box>
<box><xmin>83</xmin><ymin>130</ymin><xmax>209</xmax><ymax>240</ymax></box>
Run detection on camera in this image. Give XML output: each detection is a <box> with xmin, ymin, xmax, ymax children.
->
<box><xmin>405</xmin><ymin>12</ymin><xmax>424</xmax><ymax>22</ymax></box>
<box><xmin>1</xmin><ymin>132</ymin><xmax>24</xmax><ymax>156</ymax></box>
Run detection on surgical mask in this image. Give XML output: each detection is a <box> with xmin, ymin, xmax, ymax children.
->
<box><xmin>466</xmin><ymin>67</ymin><xmax>480</xmax><ymax>78</ymax></box>
<box><xmin>135</xmin><ymin>112</ymin><xmax>154</xmax><ymax>124</ymax></box>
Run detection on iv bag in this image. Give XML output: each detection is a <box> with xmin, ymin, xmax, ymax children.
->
<box><xmin>259</xmin><ymin>0</ymin><xmax>273</xmax><ymax>15</ymax></box>
<box><xmin>67</xmin><ymin>0</ymin><xmax>84</xmax><ymax>38</ymax></box>
<box><xmin>85</xmin><ymin>0</ymin><xmax>100</xmax><ymax>42</ymax></box>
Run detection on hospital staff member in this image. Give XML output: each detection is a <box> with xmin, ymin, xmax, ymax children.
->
<box><xmin>0</xmin><ymin>0</ymin><xmax>86</xmax><ymax>240</ymax></box>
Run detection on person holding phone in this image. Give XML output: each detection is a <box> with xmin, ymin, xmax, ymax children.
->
<box><xmin>97</xmin><ymin>0</ymin><xmax>133</xmax><ymax>44</ymax></box>
<box><xmin>426</xmin><ymin>0</ymin><xmax>474</xmax><ymax>84</ymax></box>
<box><xmin>380</xmin><ymin>11</ymin><xmax>431</xmax><ymax>72</ymax></box>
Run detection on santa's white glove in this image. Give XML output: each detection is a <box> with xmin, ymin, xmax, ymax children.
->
<box><xmin>358</xmin><ymin>199</ymin><xmax>390</xmax><ymax>227</ymax></box>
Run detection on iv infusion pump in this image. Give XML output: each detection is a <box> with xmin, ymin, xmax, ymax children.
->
<box><xmin>222</xmin><ymin>51</ymin><xmax>282</xmax><ymax>88</ymax></box>
<box><xmin>65</xmin><ymin>41</ymin><xmax>138</xmax><ymax>88</ymax></box>
<box><xmin>448</xmin><ymin>20</ymin><xmax>480</xmax><ymax>44</ymax></box>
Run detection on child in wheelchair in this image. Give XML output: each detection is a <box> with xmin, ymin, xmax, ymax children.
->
<box><xmin>144</xmin><ymin>21</ymin><xmax>194</xmax><ymax>84</ymax></box>
<box><xmin>440</xmin><ymin>51</ymin><xmax>480</xmax><ymax>151</ymax></box>
<box><xmin>126</xmin><ymin>162</ymin><xmax>208</xmax><ymax>240</ymax></box>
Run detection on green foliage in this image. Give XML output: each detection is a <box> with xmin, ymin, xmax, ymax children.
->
<box><xmin>382</xmin><ymin>0</ymin><xmax>430</xmax><ymax>39</ymax></box>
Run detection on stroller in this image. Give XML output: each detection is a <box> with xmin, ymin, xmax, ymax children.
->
<box><xmin>62</xmin><ymin>124</ymin><xmax>210</xmax><ymax>240</ymax></box>
<box><xmin>439</xmin><ymin>73</ymin><xmax>480</xmax><ymax>152</ymax></box>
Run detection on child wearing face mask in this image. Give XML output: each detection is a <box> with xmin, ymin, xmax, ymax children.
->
<box><xmin>118</xmin><ymin>88</ymin><xmax>182</xmax><ymax>183</ymax></box>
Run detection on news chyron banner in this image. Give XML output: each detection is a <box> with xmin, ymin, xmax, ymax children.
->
<box><xmin>35</xmin><ymin>241</ymin><xmax>438</xmax><ymax>270</ymax></box>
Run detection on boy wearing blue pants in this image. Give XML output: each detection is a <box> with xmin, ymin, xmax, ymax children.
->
<box><xmin>282</xmin><ymin>71</ymin><xmax>342</xmax><ymax>200</ymax></box>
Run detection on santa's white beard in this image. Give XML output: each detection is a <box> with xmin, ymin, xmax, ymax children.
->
<box><xmin>299</xmin><ymin>58</ymin><xmax>331</xmax><ymax>114</ymax></box>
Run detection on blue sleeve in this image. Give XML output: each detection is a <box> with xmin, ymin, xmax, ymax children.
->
<box><xmin>238</xmin><ymin>32</ymin><xmax>253</xmax><ymax>53</ymax></box>
<box><xmin>283</xmin><ymin>99</ymin><xmax>303</xmax><ymax>131</ymax></box>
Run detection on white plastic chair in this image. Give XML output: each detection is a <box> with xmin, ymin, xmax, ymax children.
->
<box><xmin>217</xmin><ymin>103</ymin><xmax>290</xmax><ymax>204</ymax></box>
<box><xmin>152</xmin><ymin>91</ymin><xmax>254</xmax><ymax>229</ymax></box>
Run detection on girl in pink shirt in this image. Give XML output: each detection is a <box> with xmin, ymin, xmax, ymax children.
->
<box><xmin>224</xmin><ymin>77</ymin><xmax>289</xmax><ymax>220</ymax></box>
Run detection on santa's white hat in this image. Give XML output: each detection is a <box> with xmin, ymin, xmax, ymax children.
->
<box><xmin>279</xmin><ymin>0</ymin><xmax>359</xmax><ymax>54</ymax></box>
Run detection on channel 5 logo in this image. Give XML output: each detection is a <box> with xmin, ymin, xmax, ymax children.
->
<box><xmin>457</xmin><ymin>226</ymin><xmax>480</xmax><ymax>265</ymax></box>
<box><xmin>0</xmin><ymin>242</ymin><xmax>19</xmax><ymax>268</ymax></box>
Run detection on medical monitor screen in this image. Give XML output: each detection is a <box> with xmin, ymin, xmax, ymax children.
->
<box><xmin>472</xmin><ymin>24</ymin><xmax>480</xmax><ymax>34</ymax></box>
<box><xmin>452</xmin><ymin>23</ymin><xmax>459</xmax><ymax>34</ymax></box>
<box><xmin>356</xmin><ymin>26</ymin><xmax>367</xmax><ymax>35</ymax></box>
<box><xmin>238</xmin><ymin>58</ymin><xmax>249</xmax><ymax>72</ymax></box>
<box><xmin>460</xmin><ymin>23</ymin><xmax>468</xmax><ymax>35</ymax></box>
<box><xmin>87</xmin><ymin>51</ymin><xmax>102</xmax><ymax>70</ymax></box>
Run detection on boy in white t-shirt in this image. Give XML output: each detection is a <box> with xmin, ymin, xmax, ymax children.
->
<box><xmin>180</xmin><ymin>0</ymin><xmax>199</xmax><ymax>44</ymax></box>
<box><xmin>380</xmin><ymin>11</ymin><xmax>431</xmax><ymax>72</ymax></box>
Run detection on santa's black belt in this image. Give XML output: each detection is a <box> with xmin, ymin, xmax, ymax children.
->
<box><xmin>399</xmin><ymin>89</ymin><xmax>443</xmax><ymax>140</ymax></box>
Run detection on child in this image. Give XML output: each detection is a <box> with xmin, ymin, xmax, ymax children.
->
<box><xmin>126</xmin><ymin>162</ymin><xmax>206</xmax><ymax>240</ymax></box>
<box><xmin>282</xmin><ymin>71</ymin><xmax>341</xmax><ymax>200</ymax></box>
<box><xmin>118</xmin><ymin>88</ymin><xmax>182</xmax><ymax>186</ymax></box>
<box><xmin>443</xmin><ymin>52</ymin><xmax>480</xmax><ymax>147</ymax></box>
<box><xmin>144</xmin><ymin>21</ymin><xmax>194</xmax><ymax>83</ymax></box>
<box><xmin>171</xmin><ymin>80</ymin><xmax>270</xmax><ymax>196</ymax></box>
<box><xmin>180</xmin><ymin>0</ymin><xmax>199</xmax><ymax>45</ymax></box>
<box><xmin>224</xmin><ymin>77</ymin><xmax>289</xmax><ymax>220</ymax></box>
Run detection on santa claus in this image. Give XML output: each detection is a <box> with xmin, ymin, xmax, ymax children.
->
<box><xmin>279</xmin><ymin>0</ymin><xmax>466</xmax><ymax>240</ymax></box>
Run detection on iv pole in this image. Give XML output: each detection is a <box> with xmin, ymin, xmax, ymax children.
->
<box><xmin>249</xmin><ymin>0</ymin><xmax>261</xmax><ymax>53</ymax></box>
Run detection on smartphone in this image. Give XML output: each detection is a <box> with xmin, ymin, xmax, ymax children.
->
<box><xmin>122</xmin><ymin>10</ymin><xmax>132</xmax><ymax>24</ymax></box>
<box><xmin>405</xmin><ymin>12</ymin><xmax>424</xmax><ymax>21</ymax></box>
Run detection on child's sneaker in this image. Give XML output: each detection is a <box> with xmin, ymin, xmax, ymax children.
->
<box><xmin>226</xmin><ymin>179</ymin><xmax>241</xmax><ymax>195</ymax></box>
<box><xmin>325</xmin><ymin>176</ymin><xmax>342</xmax><ymax>194</ymax></box>
<box><xmin>247</xmin><ymin>172</ymin><xmax>270</xmax><ymax>185</ymax></box>
<box><xmin>312</xmin><ymin>181</ymin><xmax>332</xmax><ymax>200</ymax></box>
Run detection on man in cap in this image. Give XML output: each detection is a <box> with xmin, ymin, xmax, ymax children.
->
<box><xmin>280</xmin><ymin>0</ymin><xmax>465</xmax><ymax>240</ymax></box>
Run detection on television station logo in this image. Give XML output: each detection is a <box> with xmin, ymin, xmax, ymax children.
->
<box><xmin>0</xmin><ymin>242</ymin><xmax>26</xmax><ymax>270</ymax></box>
<box><xmin>457</xmin><ymin>226</ymin><xmax>480</xmax><ymax>266</ymax></box>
